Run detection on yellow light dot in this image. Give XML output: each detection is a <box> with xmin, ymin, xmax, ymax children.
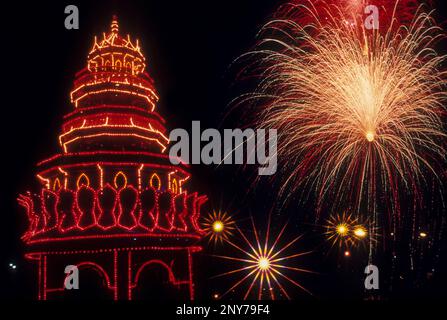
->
<box><xmin>344</xmin><ymin>251</ymin><xmax>350</xmax><ymax>257</ymax></box>
<box><xmin>336</xmin><ymin>224</ymin><xmax>349</xmax><ymax>236</ymax></box>
<box><xmin>366</xmin><ymin>131</ymin><xmax>375</xmax><ymax>142</ymax></box>
<box><xmin>258</xmin><ymin>257</ymin><xmax>270</xmax><ymax>271</ymax></box>
<box><xmin>420</xmin><ymin>232</ymin><xmax>427</xmax><ymax>238</ymax></box>
<box><xmin>354</xmin><ymin>227</ymin><xmax>367</xmax><ymax>238</ymax></box>
<box><xmin>212</xmin><ymin>221</ymin><xmax>224</xmax><ymax>233</ymax></box>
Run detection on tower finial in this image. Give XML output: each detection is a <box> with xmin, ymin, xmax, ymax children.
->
<box><xmin>111</xmin><ymin>15</ymin><xmax>119</xmax><ymax>34</ymax></box>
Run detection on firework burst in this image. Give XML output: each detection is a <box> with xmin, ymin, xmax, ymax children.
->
<box><xmin>236</xmin><ymin>2</ymin><xmax>446</xmax><ymax>219</ymax></box>
<box><xmin>212</xmin><ymin>217</ymin><xmax>315</xmax><ymax>300</ymax></box>
<box><xmin>202</xmin><ymin>210</ymin><xmax>236</xmax><ymax>244</ymax></box>
<box><xmin>281</xmin><ymin>0</ymin><xmax>432</xmax><ymax>28</ymax></box>
<box><xmin>324</xmin><ymin>212</ymin><xmax>359</xmax><ymax>249</ymax></box>
<box><xmin>324</xmin><ymin>212</ymin><xmax>376</xmax><ymax>250</ymax></box>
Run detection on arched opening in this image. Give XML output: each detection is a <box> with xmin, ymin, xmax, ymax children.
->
<box><xmin>171</xmin><ymin>178</ymin><xmax>178</xmax><ymax>194</ymax></box>
<box><xmin>53</xmin><ymin>178</ymin><xmax>61</xmax><ymax>191</ymax></box>
<box><xmin>58</xmin><ymin>262</ymin><xmax>114</xmax><ymax>300</ymax></box>
<box><xmin>114</xmin><ymin>171</ymin><xmax>128</xmax><ymax>189</ymax></box>
<box><xmin>76</xmin><ymin>173</ymin><xmax>90</xmax><ymax>189</ymax></box>
<box><xmin>133</xmin><ymin>260</ymin><xmax>185</xmax><ymax>300</ymax></box>
<box><xmin>150</xmin><ymin>173</ymin><xmax>161</xmax><ymax>190</ymax></box>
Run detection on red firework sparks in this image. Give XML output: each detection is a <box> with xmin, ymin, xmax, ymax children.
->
<box><xmin>277</xmin><ymin>0</ymin><xmax>433</xmax><ymax>31</ymax></box>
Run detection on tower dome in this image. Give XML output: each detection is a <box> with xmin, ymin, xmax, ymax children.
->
<box><xmin>88</xmin><ymin>16</ymin><xmax>146</xmax><ymax>75</ymax></box>
<box><xmin>64</xmin><ymin>16</ymin><xmax>166</xmax><ymax>153</ymax></box>
<box><xmin>71</xmin><ymin>16</ymin><xmax>158</xmax><ymax>111</ymax></box>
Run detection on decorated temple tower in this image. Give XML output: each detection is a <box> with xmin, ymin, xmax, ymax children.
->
<box><xmin>18</xmin><ymin>16</ymin><xmax>206</xmax><ymax>300</ymax></box>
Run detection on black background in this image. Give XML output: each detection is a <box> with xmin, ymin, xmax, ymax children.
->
<box><xmin>0</xmin><ymin>0</ymin><xmax>446</xmax><ymax>304</ymax></box>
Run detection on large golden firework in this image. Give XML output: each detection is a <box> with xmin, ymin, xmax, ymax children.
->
<box><xmin>212</xmin><ymin>218</ymin><xmax>315</xmax><ymax>300</ymax></box>
<box><xmin>202</xmin><ymin>210</ymin><xmax>236</xmax><ymax>244</ymax></box>
<box><xmin>238</xmin><ymin>3</ymin><xmax>446</xmax><ymax>216</ymax></box>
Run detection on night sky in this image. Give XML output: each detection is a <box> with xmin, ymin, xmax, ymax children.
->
<box><xmin>1</xmin><ymin>0</ymin><xmax>446</xmax><ymax>302</ymax></box>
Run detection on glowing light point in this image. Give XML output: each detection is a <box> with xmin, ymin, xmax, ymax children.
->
<box><xmin>258</xmin><ymin>257</ymin><xmax>271</xmax><ymax>271</ymax></box>
<box><xmin>212</xmin><ymin>220</ymin><xmax>224</xmax><ymax>233</ymax></box>
<box><xmin>344</xmin><ymin>251</ymin><xmax>351</xmax><ymax>257</ymax></box>
<box><xmin>420</xmin><ymin>232</ymin><xmax>427</xmax><ymax>238</ymax></box>
<box><xmin>203</xmin><ymin>211</ymin><xmax>235</xmax><ymax>244</ymax></box>
<box><xmin>354</xmin><ymin>226</ymin><xmax>367</xmax><ymax>238</ymax></box>
<box><xmin>336</xmin><ymin>224</ymin><xmax>348</xmax><ymax>236</ymax></box>
<box><xmin>365</xmin><ymin>131</ymin><xmax>375</xmax><ymax>142</ymax></box>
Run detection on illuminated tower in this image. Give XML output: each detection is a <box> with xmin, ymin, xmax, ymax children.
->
<box><xmin>18</xmin><ymin>16</ymin><xmax>206</xmax><ymax>300</ymax></box>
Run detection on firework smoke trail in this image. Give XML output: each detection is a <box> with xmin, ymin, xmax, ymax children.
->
<box><xmin>234</xmin><ymin>1</ymin><xmax>446</xmax><ymax>240</ymax></box>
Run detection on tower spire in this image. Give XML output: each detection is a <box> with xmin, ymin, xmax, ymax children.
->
<box><xmin>111</xmin><ymin>15</ymin><xmax>119</xmax><ymax>34</ymax></box>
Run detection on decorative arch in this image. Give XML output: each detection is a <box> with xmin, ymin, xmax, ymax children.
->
<box><xmin>171</xmin><ymin>179</ymin><xmax>178</xmax><ymax>194</ymax></box>
<box><xmin>53</xmin><ymin>178</ymin><xmax>61</xmax><ymax>191</ymax></box>
<box><xmin>150</xmin><ymin>173</ymin><xmax>161</xmax><ymax>190</ymax></box>
<box><xmin>134</xmin><ymin>259</ymin><xmax>177</xmax><ymax>285</ymax></box>
<box><xmin>75</xmin><ymin>261</ymin><xmax>113</xmax><ymax>289</ymax></box>
<box><xmin>114</xmin><ymin>171</ymin><xmax>128</xmax><ymax>189</ymax></box>
<box><xmin>76</xmin><ymin>173</ymin><xmax>90</xmax><ymax>189</ymax></box>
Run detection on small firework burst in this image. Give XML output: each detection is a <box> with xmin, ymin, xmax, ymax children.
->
<box><xmin>324</xmin><ymin>212</ymin><xmax>376</xmax><ymax>250</ymax></box>
<box><xmin>353</xmin><ymin>225</ymin><xmax>368</xmax><ymax>240</ymax></box>
<box><xmin>213</xmin><ymin>217</ymin><xmax>315</xmax><ymax>300</ymax></box>
<box><xmin>202</xmin><ymin>211</ymin><xmax>236</xmax><ymax>244</ymax></box>
<box><xmin>324</xmin><ymin>212</ymin><xmax>359</xmax><ymax>249</ymax></box>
